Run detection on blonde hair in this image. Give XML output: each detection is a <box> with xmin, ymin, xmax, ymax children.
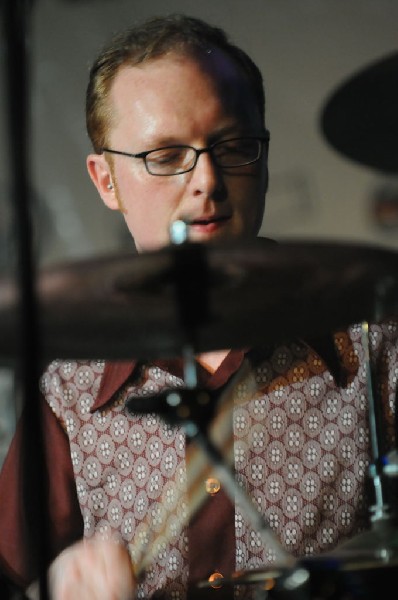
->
<box><xmin>86</xmin><ymin>14</ymin><xmax>265</xmax><ymax>153</ymax></box>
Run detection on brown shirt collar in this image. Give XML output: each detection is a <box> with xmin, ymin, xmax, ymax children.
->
<box><xmin>91</xmin><ymin>349</ymin><xmax>247</xmax><ymax>413</ymax></box>
<box><xmin>91</xmin><ymin>329</ymin><xmax>345</xmax><ymax>413</ymax></box>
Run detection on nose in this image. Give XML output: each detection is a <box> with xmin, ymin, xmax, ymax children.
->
<box><xmin>188</xmin><ymin>150</ymin><xmax>225</xmax><ymax>200</ymax></box>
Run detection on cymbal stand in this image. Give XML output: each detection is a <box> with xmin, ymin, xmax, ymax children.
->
<box><xmin>127</xmin><ymin>222</ymin><xmax>307</xmax><ymax>595</ymax></box>
<box><xmin>319</xmin><ymin>314</ymin><xmax>398</xmax><ymax>569</ymax></box>
<box><xmin>376</xmin><ymin>277</ymin><xmax>398</xmax><ymax>481</ymax></box>
<box><xmin>2</xmin><ymin>2</ymin><xmax>49</xmax><ymax>599</ymax></box>
<box><xmin>359</xmin><ymin>276</ymin><xmax>398</xmax><ymax>557</ymax></box>
<box><xmin>351</xmin><ymin>316</ymin><xmax>398</xmax><ymax>564</ymax></box>
<box><xmin>360</xmin><ymin>321</ymin><xmax>391</xmax><ymax>524</ymax></box>
<box><xmin>353</xmin><ymin>270</ymin><xmax>398</xmax><ymax>530</ymax></box>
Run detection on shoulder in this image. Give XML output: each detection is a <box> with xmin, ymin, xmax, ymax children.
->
<box><xmin>40</xmin><ymin>359</ymin><xmax>106</xmax><ymax>420</ymax></box>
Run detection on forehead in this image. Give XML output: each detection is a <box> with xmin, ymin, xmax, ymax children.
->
<box><xmin>108</xmin><ymin>50</ymin><xmax>262</xmax><ymax>137</ymax></box>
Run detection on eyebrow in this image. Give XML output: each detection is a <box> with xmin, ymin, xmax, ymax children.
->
<box><xmin>140</xmin><ymin>124</ymin><xmax>259</xmax><ymax>150</ymax></box>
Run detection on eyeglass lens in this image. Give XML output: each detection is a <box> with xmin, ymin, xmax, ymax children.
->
<box><xmin>145</xmin><ymin>138</ymin><xmax>263</xmax><ymax>175</ymax></box>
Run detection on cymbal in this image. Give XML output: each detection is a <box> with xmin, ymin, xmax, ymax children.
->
<box><xmin>321</xmin><ymin>52</ymin><xmax>398</xmax><ymax>173</ymax></box>
<box><xmin>198</xmin><ymin>523</ymin><xmax>398</xmax><ymax>598</ymax></box>
<box><xmin>297</xmin><ymin>523</ymin><xmax>398</xmax><ymax>599</ymax></box>
<box><xmin>302</xmin><ymin>523</ymin><xmax>398</xmax><ymax>573</ymax></box>
<box><xmin>197</xmin><ymin>564</ymin><xmax>308</xmax><ymax>593</ymax></box>
<box><xmin>0</xmin><ymin>238</ymin><xmax>397</xmax><ymax>362</ymax></box>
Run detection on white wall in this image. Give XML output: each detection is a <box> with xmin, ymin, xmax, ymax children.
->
<box><xmin>2</xmin><ymin>0</ymin><xmax>397</xmax><ymax>268</ymax></box>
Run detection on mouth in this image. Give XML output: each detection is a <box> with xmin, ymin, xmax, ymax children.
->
<box><xmin>189</xmin><ymin>215</ymin><xmax>230</xmax><ymax>227</ymax></box>
<box><xmin>186</xmin><ymin>216</ymin><xmax>231</xmax><ymax>237</ymax></box>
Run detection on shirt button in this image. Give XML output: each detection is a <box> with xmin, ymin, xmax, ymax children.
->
<box><xmin>205</xmin><ymin>477</ymin><xmax>221</xmax><ymax>495</ymax></box>
<box><xmin>208</xmin><ymin>571</ymin><xmax>224</xmax><ymax>589</ymax></box>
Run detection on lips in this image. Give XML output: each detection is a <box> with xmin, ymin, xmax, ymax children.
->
<box><xmin>189</xmin><ymin>215</ymin><xmax>230</xmax><ymax>226</ymax></box>
<box><xmin>187</xmin><ymin>216</ymin><xmax>231</xmax><ymax>237</ymax></box>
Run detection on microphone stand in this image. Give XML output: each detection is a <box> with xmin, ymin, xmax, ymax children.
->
<box><xmin>2</xmin><ymin>2</ymin><xmax>49</xmax><ymax>599</ymax></box>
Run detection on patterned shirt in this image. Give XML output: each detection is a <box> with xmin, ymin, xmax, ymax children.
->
<box><xmin>0</xmin><ymin>320</ymin><xmax>397</xmax><ymax>599</ymax></box>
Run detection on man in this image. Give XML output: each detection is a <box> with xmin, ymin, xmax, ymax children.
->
<box><xmin>0</xmin><ymin>13</ymin><xmax>397</xmax><ymax>600</ymax></box>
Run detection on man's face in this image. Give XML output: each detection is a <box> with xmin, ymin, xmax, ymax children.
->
<box><xmin>87</xmin><ymin>50</ymin><xmax>268</xmax><ymax>252</ymax></box>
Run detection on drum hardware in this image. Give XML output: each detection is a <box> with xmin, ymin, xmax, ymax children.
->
<box><xmin>300</xmin><ymin>50</ymin><xmax>398</xmax><ymax>598</ymax></box>
<box><xmin>292</xmin><ymin>318</ymin><xmax>398</xmax><ymax>599</ymax></box>
<box><xmin>126</xmin><ymin>366</ymin><xmax>311</xmax><ymax>597</ymax></box>
<box><xmin>193</xmin><ymin>264</ymin><xmax>398</xmax><ymax>598</ymax></box>
<box><xmin>2</xmin><ymin>1</ymin><xmax>51</xmax><ymax>599</ymax></box>
<box><xmin>194</xmin><ymin>317</ymin><xmax>398</xmax><ymax>598</ymax></box>
<box><xmin>0</xmin><ymin>212</ymin><xmax>396</xmax><ymax>594</ymax></box>
<box><xmin>126</xmin><ymin>222</ymin><xmax>305</xmax><ymax>593</ymax></box>
<box><xmin>0</xmin><ymin>231</ymin><xmax>395</xmax><ymax>593</ymax></box>
<box><xmin>197</xmin><ymin>565</ymin><xmax>311</xmax><ymax>599</ymax></box>
<box><xmin>382</xmin><ymin>450</ymin><xmax>398</xmax><ymax>476</ymax></box>
<box><xmin>127</xmin><ymin>226</ymin><xmax>395</xmax><ymax>595</ymax></box>
<box><xmin>0</xmin><ymin>238</ymin><xmax>396</xmax><ymax>364</ymax></box>
<box><xmin>1</xmin><ymin>6</ymin><xmax>396</xmax><ymax>600</ymax></box>
<box><xmin>361</xmin><ymin>320</ymin><xmax>391</xmax><ymax>523</ymax></box>
<box><xmin>127</xmin><ymin>383</ymin><xmax>296</xmax><ymax>564</ymax></box>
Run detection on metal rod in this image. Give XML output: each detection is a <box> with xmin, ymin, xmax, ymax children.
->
<box><xmin>191</xmin><ymin>426</ymin><xmax>296</xmax><ymax>567</ymax></box>
<box><xmin>2</xmin><ymin>1</ymin><xmax>49</xmax><ymax>598</ymax></box>
<box><xmin>361</xmin><ymin>321</ymin><xmax>389</xmax><ymax>521</ymax></box>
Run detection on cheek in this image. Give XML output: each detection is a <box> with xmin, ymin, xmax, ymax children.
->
<box><xmin>235</xmin><ymin>174</ymin><xmax>267</xmax><ymax>224</ymax></box>
<box><xmin>122</xmin><ymin>195</ymin><xmax>163</xmax><ymax>248</ymax></box>
<box><xmin>117</xmin><ymin>175</ymin><xmax>185</xmax><ymax>250</ymax></box>
<box><xmin>116</xmin><ymin>163</ymin><xmax>185</xmax><ymax>209</ymax></box>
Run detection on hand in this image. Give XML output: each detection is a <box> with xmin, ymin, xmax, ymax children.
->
<box><xmin>48</xmin><ymin>537</ymin><xmax>136</xmax><ymax>599</ymax></box>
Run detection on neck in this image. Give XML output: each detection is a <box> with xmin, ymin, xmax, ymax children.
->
<box><xmin>196</xmin><ymin>349</ymin><xmax>230</xmax><ymax>374</ymax></box>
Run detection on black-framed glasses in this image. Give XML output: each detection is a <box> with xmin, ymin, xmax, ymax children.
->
<box><xmin>102</xmin><ymin>133</ymin><xmax>269</xmax><ymax>176</ymax></box>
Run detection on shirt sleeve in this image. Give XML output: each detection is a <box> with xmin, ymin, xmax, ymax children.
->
<box><xmin>0</xmin><ymin>394</ymin><xmax>83</xmax><ymax>589</ymax></box>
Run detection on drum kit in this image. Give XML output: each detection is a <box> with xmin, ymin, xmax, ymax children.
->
<box><xmin>2</xmin><ymin>2</ymin><xmax>398</xmax><ymax>597</ymax></box>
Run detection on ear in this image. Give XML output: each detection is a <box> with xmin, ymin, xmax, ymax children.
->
<box><xmin>86</xmin><ymin>153</ymin><xmax>119</xmax><ymax>210</ymax></box>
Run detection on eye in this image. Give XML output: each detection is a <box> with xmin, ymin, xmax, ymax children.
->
<box><xmin>146</xmin><ymin>146</ymin><xmax>188</xmax><ymax>166</ymax></box>
<box><xmin>213</xmin><ymin>139</ymin><xmax>259</xmax><ymax>165</ymax></box>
